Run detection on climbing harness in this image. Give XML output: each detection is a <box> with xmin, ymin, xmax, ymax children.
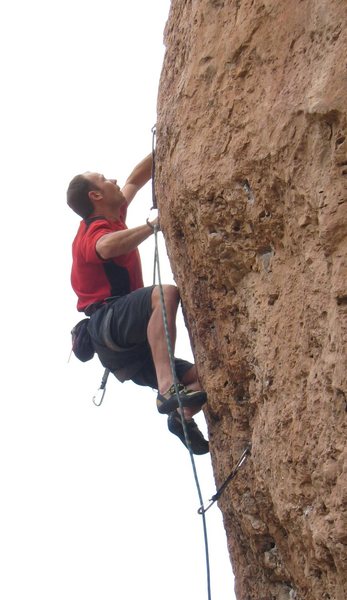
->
<box><xmin>198</xmin><ymin>444</ymin><xmax>252</xmax><ymax>514</ymax></box>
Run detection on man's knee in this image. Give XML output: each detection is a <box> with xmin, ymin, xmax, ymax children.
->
<box><xmin>151</xmin><ymin>284</ymin><xmax>180</xmax><ymax>310</ymax></box>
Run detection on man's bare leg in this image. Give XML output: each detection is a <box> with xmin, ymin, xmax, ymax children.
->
<box><xmin>147</xmin><ymin>284</ymin><xmax>179</xmax><ymax>394</ymax></box>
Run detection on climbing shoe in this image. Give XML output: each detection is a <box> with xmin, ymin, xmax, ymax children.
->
<box><xmin>167</xmin><ymin>410</ymin><xmax>209</xmax><ymax>455</ymax></box>
<box><xmin>156</xmin><ymin>383</ymin><xmax>207</xmax><ymax>415</ymax></box>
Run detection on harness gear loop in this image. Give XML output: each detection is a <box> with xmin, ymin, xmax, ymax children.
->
<box><xmin>198</xmin><ymin>444</ymin><xmax>252</xmax><ymax>514</ymax></box>
<box><xmin>92</xmin><ymin>368</ymin><xmax>110</xmax><ymax>407</ymax></box>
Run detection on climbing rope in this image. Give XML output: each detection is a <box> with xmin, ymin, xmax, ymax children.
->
<box><xmin>151</xmin><ymin>125</ymin><xmax>253</xmax><ymax>600</ymax></box>
<box><xmin>152</xmin><ymin>223</ymin><xmax>212</xmax><ymax>600</ymax></box>
<box><xmin>150</xmin><ymin>124</ymin><xmax>211</xmax><ymax>598</ymax></box>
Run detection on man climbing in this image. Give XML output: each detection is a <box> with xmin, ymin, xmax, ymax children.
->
<box><xmin>67</xmin><ymin>153</ymin><xmax>209</xmax><ymax>454</ymax></box>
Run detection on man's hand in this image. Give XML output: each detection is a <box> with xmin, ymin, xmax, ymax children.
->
<box><xmin>146</xmin><ymin>215</ymin><xmax>160</xmax><ymax>231</ymax></box>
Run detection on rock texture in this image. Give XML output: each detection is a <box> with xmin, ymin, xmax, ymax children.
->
<box><xmin>156</xmin><ymin>1</ymin><xmax>347</xmax><ymax>599</ymax></box>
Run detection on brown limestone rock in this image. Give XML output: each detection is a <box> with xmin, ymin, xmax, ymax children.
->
<box><xmin>156</xmin><ymin>1</ymin><xmax>347</xmax><ymax>599</ymax></box>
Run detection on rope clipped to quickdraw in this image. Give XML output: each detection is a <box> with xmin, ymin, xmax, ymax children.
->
<box><xmin>92</xmin><ymin>368</ymin><xmax>110</xmax><ymax>406</ymax></box>
<box><xmin>198</xmin><ymin>444</ymin><xmax>252</xmax><ymax>514</ymax></box>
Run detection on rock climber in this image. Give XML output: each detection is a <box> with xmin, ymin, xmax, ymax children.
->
<box><xmin>67</xmin><ymin>153</ymin><xmax>209</xmax><ymax>454</ymax></box>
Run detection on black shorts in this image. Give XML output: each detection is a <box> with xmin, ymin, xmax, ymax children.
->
<box><xmin>88</xmin><ymin>286</ymin><xmax>193</xmax><ymax>388</ymax></box>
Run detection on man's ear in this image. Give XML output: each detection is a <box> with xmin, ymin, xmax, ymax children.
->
<box><xmin>88</xmin><ymin>189</ymin><xmax>102</xmax><ymax>202</ymax></box>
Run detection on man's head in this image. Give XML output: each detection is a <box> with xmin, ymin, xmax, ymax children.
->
<box><xmin>66</xmin><ymin>174</ymin><xmax>98</xmax><ymax>218</ymax></box>
<box><xmin>67</xmin><ymin>172</ymin><xmax>125</xmax><ymax>219</ymax></box>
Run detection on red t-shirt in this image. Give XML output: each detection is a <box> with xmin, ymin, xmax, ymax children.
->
<box><xmin>71</xmin><ymin>211</ymin><xmax>144</xmax><ymax>313</ymax></box>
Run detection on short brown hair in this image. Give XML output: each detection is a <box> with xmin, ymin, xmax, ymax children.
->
<box><xmin>67</xmin><ymin>174</ymin><xmax>99</xmax><ymax>218</ymax></box>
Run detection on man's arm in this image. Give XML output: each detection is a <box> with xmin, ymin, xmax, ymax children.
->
<box><xmin>96</xmin><ymin>218</ymin><xmax>158</xmax><ymax>260</ymax></box>
<box><xmin>121</xmin><ymin>153</ymin><xmax>152</xmax><ymax>205</ymax></box>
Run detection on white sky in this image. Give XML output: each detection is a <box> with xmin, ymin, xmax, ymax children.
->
<box><xmin>0</xmin><ymin>2</ymin><xmax>236</xmax><ymax>599</ymax></box>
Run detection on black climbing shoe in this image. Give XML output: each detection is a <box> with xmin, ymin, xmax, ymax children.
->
<box><xmin>167</xmin><ymin>410</ymin><xmax>209</xmax><ymax>455</ymax></box>
<box><xmin>156</xmin><ymin>383</ymin><xmax>207</xmax><ymax>415</ymax></box>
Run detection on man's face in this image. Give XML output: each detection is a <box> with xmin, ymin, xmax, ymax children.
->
<box><xmin>84</xmin><ymin>172</ymin><xmax>125</xmax><ymax>206</ymax></box>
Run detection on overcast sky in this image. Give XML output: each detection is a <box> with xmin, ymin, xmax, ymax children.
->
<box><xmin>0</xmin><ymin>2</ymin><xmax>236</xmax><ymax>599</ymax></box>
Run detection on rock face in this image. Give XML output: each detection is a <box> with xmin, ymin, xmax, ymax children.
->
<box><xmin>156</xmin><ymin>1</ymin><xmax>347</xmax><ymax>599</ymax></box>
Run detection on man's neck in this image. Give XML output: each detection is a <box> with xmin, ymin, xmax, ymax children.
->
<box><xmin>90</xmin><ymin>206</ymin><xmax>121</xmax><ymax>221</ymax></box>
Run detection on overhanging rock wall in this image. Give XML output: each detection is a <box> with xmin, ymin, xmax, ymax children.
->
<box><xmin>156</xmin><ymin>1</ymin><xmax>347</xmax><ymax>599</ymax></box>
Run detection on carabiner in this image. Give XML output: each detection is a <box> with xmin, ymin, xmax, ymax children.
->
<box><xmin>92</xmin><ymin>368</ymin><xmax>110</xmax><ymax>407</ymax></box>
